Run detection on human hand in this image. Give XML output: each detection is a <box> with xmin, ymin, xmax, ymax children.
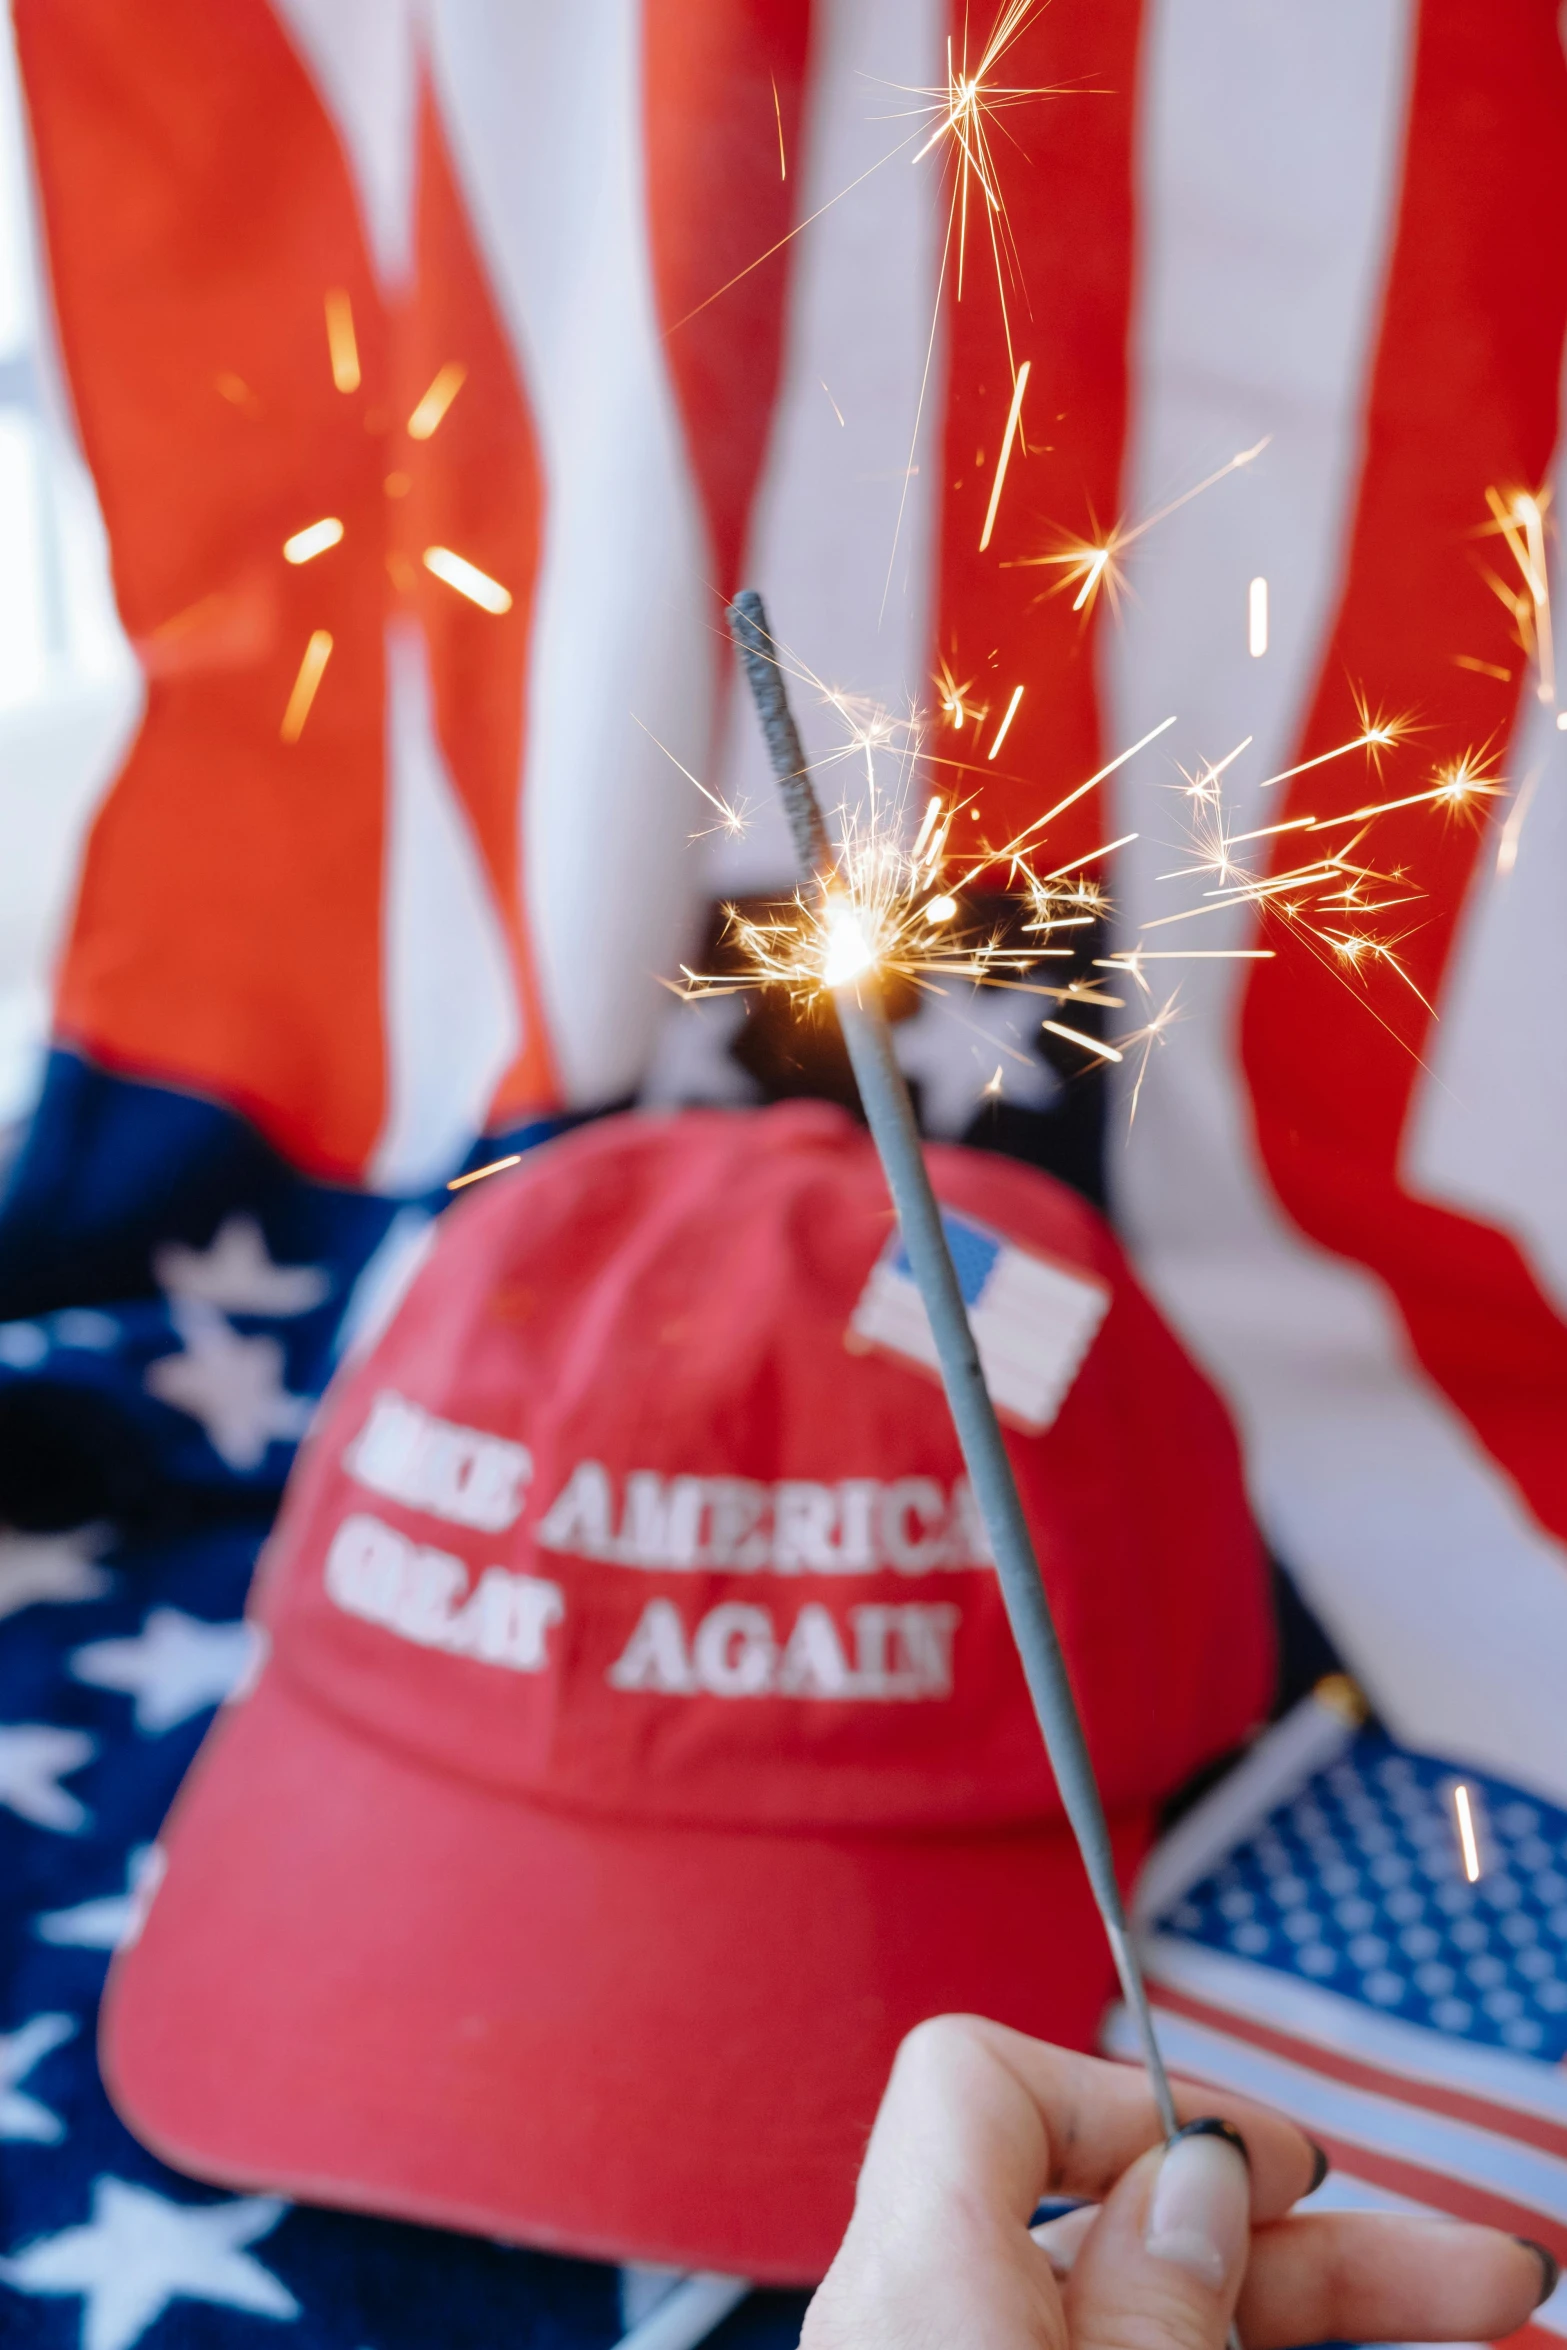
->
<box><xmin>802</xmin><ymin>2014</ymin><xmax>1556</xmax><ymax>2350</ymax></box>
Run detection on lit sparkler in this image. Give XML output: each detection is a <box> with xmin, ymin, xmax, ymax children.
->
<box><xmin>725</xmin><ymin>584</ymin><xmax>1186</xmax><ymax>2147</ymax></box>
<box><xmin>676</xmin><ymin>630</ymin><xmax>1126</xmax><ymax>1069</ymax></box>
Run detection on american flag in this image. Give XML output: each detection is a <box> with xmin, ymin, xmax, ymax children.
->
<box><xmin>1107</xmin><ymin>1687</ymin><xmax>1567</xmax><ymax>2350</ymax></box>
<box><xmin>848</xmin><ymin>1209</ymin><xmax>1109</xmax><ymax>1433</ymax></box>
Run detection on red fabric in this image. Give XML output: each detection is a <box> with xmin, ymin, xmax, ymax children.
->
<box><xmin>645</xmin><ymin>0</ymin><xmax>813</xmax><ymax>602</ymax></box>
<box><xmin>14</xmin><ymin>4</ymin><xmax>555</xmax><ymax>1169</ymax></box>
<box><xmin>103</xmin><ymin>1103</ymin><xmax>1270</xmax><ymax>2273</ymax></box>
<box><xmin>103</xmin><ymin>1667</ymin><xmax>1147</xmax><ymax>2282</ymax></box>
<box><xmin>15</xmin><ymin>0</ymin><xmax>389</xmax><ymax>1175</ymax></box>
<box><xmin>932</xmin><ymin>0</ymin><xmax>1144</xmax><ymax>856</ymax></box>
<box><xmin>1238</xmin><ymin>1</ymin><xmax>1567</xmax><ymax>1541</ymax></box>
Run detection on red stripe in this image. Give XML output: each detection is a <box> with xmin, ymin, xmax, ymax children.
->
<box><xmin>932</xmin><ymin>0</ymin><xmax>1144</xmax><ymax>858</ymax></box>
<box><xmin>17</xmin><ymin>0</ymin><xmax>391</xmax><ymax>1179</ymax></box>
<box><xmin>1238</xmin><ymin>4</ymin><xmax>1567</xmax><ymax>1534</ymax></box>
<box><xmin>643</xmin><ymin>0</ymin><xmax>812</xmax><ymax>603</ymax></box>
<box><xmin>402</xmin><ymin>75</ymin><xmax>557</xmax><ymax>1126</ymax></box>
<box><xmin>1152</xmin><ymin>1981</ymin><xmax>1567</xmax><ymax>2162</ymax></box>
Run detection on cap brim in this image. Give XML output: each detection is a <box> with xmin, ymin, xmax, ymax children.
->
<box><xmin>103</xmin><ymin>1668</ymin><xmax>1148</xmax><ymax>2284</ymax></box>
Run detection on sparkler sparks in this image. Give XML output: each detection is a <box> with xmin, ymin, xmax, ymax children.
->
<box><xmin>324</xmin><ymin>289</ymin><xmax>360</xmax><ymax>394</ymax></box>
<box><xmin>447</xmin><ymin>1154</ymin><xmax>522</xmax><ymax>1191</ymax></box>
<box><xmin>1482</xmin><ymin>484</ymin><xmax>1555</xmax><ymax>709</ymax></box>
<box><xmin>407</xmin><ymin>362</ymin><xmax>467</xmax><ymax>441</ymax></box>
<box><xmin>1453</xmin><ymin>1782</ymin><xmax>1482</xmax><ymax>1883</ymax></box>
<box><xmin>934</xmin><ymin>656</ymin><xmax>986</xmax><ymax>734</ymax></box>
<box><xmin>1248</xmin><ymin>575</ymin><xmax>1268</xmax><ymax>658</ymax></box>
<box><xmin>1012</xmin><ymin>440</ymin><xmax>1269</xmax><ymax>617</ymax></box>
<box><xmin>422</xmin><ymin>547</ymin><xmax>513</xmax><ymax>614</ymax></box>
<box><xmin>978</xmin><ymin>359</ymin><xmax>1030</xmax><ymax>553</ymax></box>
<box><xmin>282</xmin><ymin>517</ymin><xmax>344</xmax><ymax>565</ymax></box>
<box><xmin>987</xmin><ymin>683</ymin><xmax>1024</xmax><ymax>760</ymax></box>
<box><xmin>280</xmin><ymin>630</ymin><xmax>333</xmax><ymax>744</ymax></box>
<box><xmin>909</xmin><ymin>1</ymin><xmax>1053</xmax><ymax>374</ymax></box>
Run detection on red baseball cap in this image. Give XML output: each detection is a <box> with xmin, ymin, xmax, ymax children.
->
<box><xmin>103</xmin><ymin>1102</ymin><xmax>1270</xmax><ymax>2282</ymax></box>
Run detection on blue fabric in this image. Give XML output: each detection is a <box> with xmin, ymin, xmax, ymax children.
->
<box><xmin>0</xmin><ymin>1054</ymin><xmax>579</xmax><ymax>1527</ymax></box>
<box><xmin>0</xmin><ymin>1054</ymin><xmax>817</xmax><ymax>2349</ymax></box>
<box><xmin>0</xmin><ymin>1523</ymin><xmax>813</xmax><ymax>2350</ymax></box>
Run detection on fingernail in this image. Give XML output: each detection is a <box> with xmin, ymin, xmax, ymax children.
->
<box><xmin>1307</xmin><ymin>2138</ymin><xmax>1331</xmax><ymax>2194</ymax></box>
<box><xmin>1145</xmin><ymin>2118</ymin><xmax>1251</xmax><ymax>2291</ymax></box>
<box><xmin>1515</xmin><ymin>2238</ymin><xmax>1561</xmax><ymax>2309</ymax></box>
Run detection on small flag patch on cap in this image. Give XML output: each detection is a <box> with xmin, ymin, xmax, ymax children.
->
<box><xmin>849</xmin><ymin>1210</ymin><xmax>1110</xmax><ymax>1432</ymax></box>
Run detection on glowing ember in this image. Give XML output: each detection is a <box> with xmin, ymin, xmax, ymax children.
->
<box><xmin>978</xmin><ymin>359</ymin><xmax>1031</xmax><ymax>553</ymax></box>
<box><xmin>447</xmin><ymin>1153</ymin><xmax>522</xmax><ymax>1192</ymax></box>
<box><xmin>1453</xmin><ymin>1782</ymin><xmax>1482</xmax><ymax>1882</ymax></box>
<box><xmin>282</xmin><ymin>517</ymin><xmax>344</xmax><ymax>565</ymax></box>
<box><xmin>324</xmin><ymin>290</ymin><xmax>360</xmax><ymax>394</ymax></box>
<box><xmin>408</xmin><ymin>362</ymin><xmax>468</xmax><ymax>441</ymax></box>
<box><xmin>987</xmin><ymin>683</ymin><xmax>1023</xmax><ymax>761</ymax></box>
<box><xmin>422</xmin><ymin>547</ymin><xmax>513</xmax><ymax>614</ymax></box>
<box><xmin>1248</xmin><ymin>575</ymin><xmax>1268</xmax><ymax>658</ymax></box>
<box><xmin>280</xmin><ymin>630</ymin><xmax>333</xmax><ymax>744</ymax></box>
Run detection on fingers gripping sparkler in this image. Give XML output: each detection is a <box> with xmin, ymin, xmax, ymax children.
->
<box><xmin>726</xmin><ymin>588</ymin><xmax>1184</xmax><ymax>2146</ymax></box>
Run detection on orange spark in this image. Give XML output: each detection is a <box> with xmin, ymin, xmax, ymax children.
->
<box><xmin>978</xmin><ymin>359</ymin><xmax>1030</xmax><ymax>553</ymax></box>
<box><xmin>987</xmin><ymin>683</ymin><xmax>1023</xmax><ymax>760</ymax></box>
<box><xmin>283</xmin><ymin>517</ymin><xmax>344</xmax><ymax>565</ymax></box>
<box><xmin>281</xmin><ymin>630</ymin><xmax>333</xmax><ymax>743</ymax></box>
<box><xmin>324</xmin><ymin>290</ymin><xmax>360</xmax><ymax>393</ymax></box>
<box><xmin>448</xmin><ymin>1154</ymin><xmax>522</xmax><ymax>1191</ymax></box>
<box><xmin>408</xmin><ymin>362</ymin><xmax>467</xmax><ymax>441</ymax></box>
<box><xmin>423</xmin><ymin>547</ymin><xmax>513</xmax><ymax>613</ymax></box>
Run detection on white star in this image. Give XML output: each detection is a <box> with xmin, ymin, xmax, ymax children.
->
<box><xmin>154</xmin><ymin>1214</ymin><xmax>330</xmax><ymax>1318</ymax></box>
<box><xmin>640</xmin><ymin>995</ymin><xmax>761</xmax><ymax>1109</ymax></box>
<box><xmin>34</xmin><ymin>1848</ymin><xmax>158</xmax><ymax>1950</ymax></box>
<box><xmin>0</xmin><ymin>2013</ymin><xmax>75</xmax><ymax>2142</ymax></box>
<box><xmin>0</xmin><ymin>2178</ymin><xmax>298</xmax><ymax>2350</ymax></box>
<box><xmin>145</xmin><ymin>1303</ymin><xmax>313</xmax><ymax>1471</ymax></box>
<box><xmin>0</xmin><ymin>1725</ymin><xmax>95</xmax><ymax>1832</ymax></box>
<box><xmin>892</xmin><ymin>985</ymin><xmax>1061</xmax><ymax>1139</ymax></box>
<box><xmin>0</xmin><ymin>1529</ymin><xmax>112</xmax><ymax>1626</ymax></box>
<box><xmin>70</xmin><ymin>1610</ymin><xmax>257</xmax><ymax>1734</ymax></box>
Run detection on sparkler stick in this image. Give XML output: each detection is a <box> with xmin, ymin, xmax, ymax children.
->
<box><xmin>726</xmin><ymin>587</ymin><xmax>1181</xmax><ymax>2139</ymax></box>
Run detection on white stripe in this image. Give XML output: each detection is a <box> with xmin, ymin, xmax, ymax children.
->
<box><xmin>610</xmin><ymin>2274</ymin><xmax>749</xmax><ymax>2350</ymax></box>
<box><xmin>1404</xmin><ymin>331</ymin><xmax>1567</xmax><ymax>1319</ymax></box>
<box><xmin>1103</xmin><ymin>2002</ymin><xmax>1567</xmax><ymax>2222</ymax></box>
<box><xmin>370</xmin><ymin>619</ymin><xmax>520</xmax><ymax>1190</ymax></box>
<box><xmin>430</xmin><ymin>1</ymin><xmax>716</xmax><ymax>1108</ymax></box>
<box><xmin>273</xmin><ymin>0</ymin><xmax>419</xmax><ymax>288</ymax></box>
<box><xmin>1141</xmin><ymin>1934</ymin><xmax>1567</xmax><ymax>2130</ymax></box>
<box><xmin>1103</xmin><ymin>0</ymin><xmax>1567</xmax><ymax>1806</ymax></box>
<box><xmin>709</xmin><ymin>0</ymin><xmax>945</xmax><ymax>894</ymax></box>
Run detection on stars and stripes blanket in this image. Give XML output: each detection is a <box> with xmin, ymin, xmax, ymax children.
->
<box><xmin>1108</xmin><ymin>1687</ymin><xmax>1567</xmax><ymax>2350</ymax></box>
<box><xmin>6</xmin><ymin>1497</ymin><xmax>1563</xmax><ymax>2350</ymax></box>
<box><xmin>0</xmin><ymin>1518</ymin><xmax>811</xmax><ymax>2350</ymax></box>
